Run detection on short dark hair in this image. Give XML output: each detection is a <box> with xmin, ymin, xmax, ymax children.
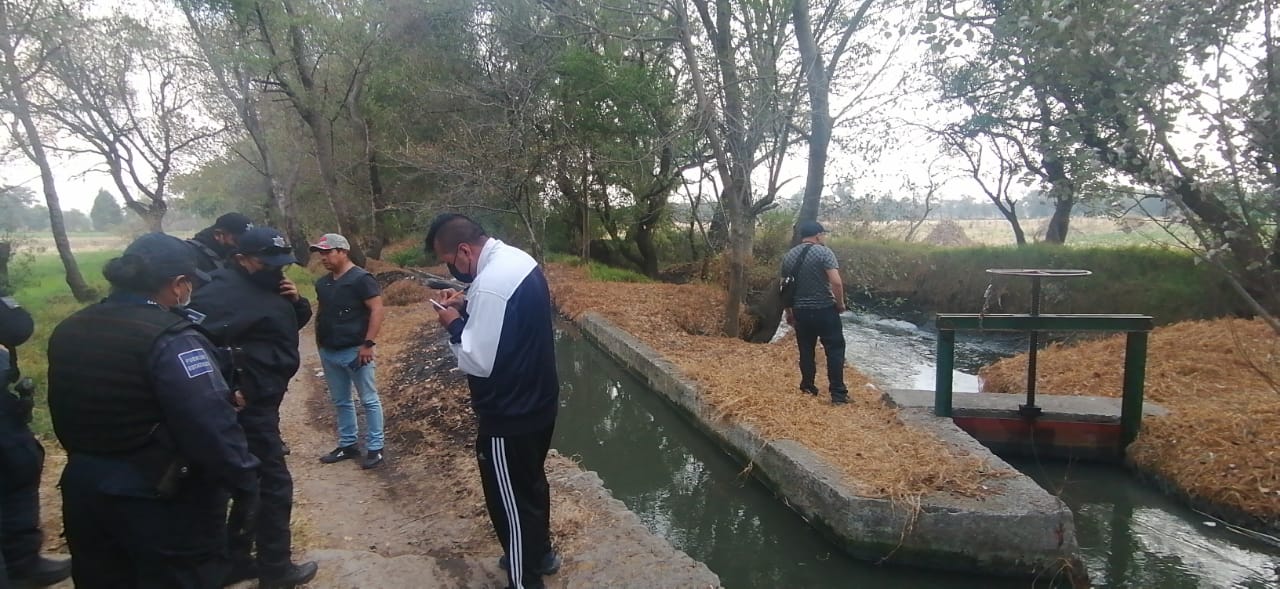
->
<box><xmin>425</xmin><ymin>213</ymin><xmax>487</xmax><ymax>254</ymax></box>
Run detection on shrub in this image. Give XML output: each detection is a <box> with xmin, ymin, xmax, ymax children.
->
<box><xmin>587</xmin><ymin>262</ymin><xmax>652</xmax><ymax>283</ymax></box>
<box><xmin>826</xmin><ymin>239</ymin><xmax>1239</xmax><ymax>324</ymax></box>
<box><xmin>387</xmin><ymin>247</ymin><xmax>427</xmax><ymax>268</ymax></box>
<box><xmin>382</xmin><ymin>280</ymin><xmax>431</xmax><ymax>306</ymax></box>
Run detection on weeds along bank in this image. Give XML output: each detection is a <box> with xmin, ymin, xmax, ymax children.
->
<box><xmin>820</xmin><ymin>240</ymin><xmax>1239</xmax><ymax>324</ymax></box>
<box><xmin>981</xmin><ymin>319</ymin><xmax>1280</xmax><ymax>534</ymax></box>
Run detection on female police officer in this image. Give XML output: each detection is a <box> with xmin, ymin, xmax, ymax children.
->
<box><xmin>47</xmin><ymin>233</ymin><xmax>259</xmax><ymax>589</ymax></box>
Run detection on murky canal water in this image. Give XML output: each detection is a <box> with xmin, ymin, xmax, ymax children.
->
<box><xmin>552</xmin><ymin>316</ymin><xmax>1280</xmax><ymax>588</ymax></box>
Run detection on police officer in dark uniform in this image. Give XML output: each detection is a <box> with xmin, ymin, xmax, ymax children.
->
<box><xmin>187</xmin><ymin>212</ymin><xmax>255</xmax><ymax>275</ymax></box>
<box><xmin>189</xmin><ymin>227</ymin><xmax>317</xmax><ymax>588</ymax></box>
<box><xmin>47</xmin><ymin>232</ymin><xmax>259</xmax><ymax>588</ymax></box>
<box><xmin>0</xmin><ymin>291</ymin><xmax>70</xmax><ymax>589</ymax></box>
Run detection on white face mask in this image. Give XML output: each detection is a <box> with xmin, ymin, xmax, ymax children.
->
<box><xmin>174</xmin><ymin>279</ymin><xmax>193</xmax><ymax>309</ymax></box>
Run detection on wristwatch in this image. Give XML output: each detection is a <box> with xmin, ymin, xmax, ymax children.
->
<box><xmin>362</xmin><ymin>340</ymin><xmax>376</xmax><ymax>348</ymax></box>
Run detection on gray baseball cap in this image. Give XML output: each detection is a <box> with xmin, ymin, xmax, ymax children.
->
<box><xmin>308</xmin><ymin>233</ymin><xmax>351</xmax><ymax>252</ymax></box>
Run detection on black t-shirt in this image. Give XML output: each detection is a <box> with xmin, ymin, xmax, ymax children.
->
<box><xmin>315</xmin><ymin>267</ymin><xmax>381</xmax><ymax>349</ymax></box>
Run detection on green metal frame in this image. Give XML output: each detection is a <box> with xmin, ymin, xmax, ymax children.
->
<box><xmin>934</xmin><ymin>313</ymin><xmax>1153</xmax><ymax>447</ymax></box>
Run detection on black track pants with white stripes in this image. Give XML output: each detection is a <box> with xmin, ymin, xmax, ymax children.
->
<box><xmin>477</xmin><ymin>423</ymin><xmax>554</xmax><ymax>589</ymax></box>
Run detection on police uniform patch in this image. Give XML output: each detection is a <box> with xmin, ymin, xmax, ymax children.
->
<box><xmin>1</xmin><ymin>296</ymin><xmax>19</xmax><ymax>309</ymax></box>
<box><xmin>178</xmin><ymin>349</ymin><xmax>214</xmax><ymax>378</ymax></box>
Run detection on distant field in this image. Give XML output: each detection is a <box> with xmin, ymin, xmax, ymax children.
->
<box><xmin>858</xmin><ymin>217</ymin><xmax>1193</xmax><ymax>248</ymax></box>
<box><xmin>11</xmin><ymin>231</ymin><xmax>132</xmax><ymax>253</ymax></box>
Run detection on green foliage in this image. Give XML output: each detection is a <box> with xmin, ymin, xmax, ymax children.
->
<box><xmin>544</xmin><ymin>252</ymin><xmax>585</xmax><ymax>266</ymax></box>
<box><xmin>0</xmin><ymin>186</ymin><xmax>48</xmax><ymax>232</ymax></box>
<box><xmin>587</xmin><ymin>262</ymin><xmax>652</xmax><ymax>283</ymax></box>
<box><xmin>61</xmin><ymin>209</ymin><xmax>93</xmax><ymax>233</ymax></box>
<box><xmin>827</xmin><ymin>238</ymin><xmax>1237</xmax><ymax>324</ymax></box>
<box><xmin>89</xmin><ymin>189</ymin><xmax>124</xmax><ymax>231</ymax></box>
<box><xmin>753</xmin><ymin>209</ymin><xmax>796</xmax><ymax>263</ymax></box>
<box><xmin>9</xmin><ymin>250</ymin><xmax>114</xmax><ymax>437</ymax></box>
<box><xmin>387</xmin><ymin>248</ymin><xmax>428</xmax><ymax>268</ymax></box>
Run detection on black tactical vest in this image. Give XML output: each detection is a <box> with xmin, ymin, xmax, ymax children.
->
<box><xmin>48</xmin><ymin>302</ymin><xmax>191</xmax><ymax>454</ymax></box>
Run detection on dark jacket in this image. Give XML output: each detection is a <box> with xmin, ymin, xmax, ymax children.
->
<box><xmin>187</xmin><ymin>229</ymin><xmax>230</xmax><ymax>274</ymax></box>
<box><xmin>446</xmin><ymin>239</ymin><xmax>558</xmax><ymax>436</ymax></box>
<box><xmin>47</xmin><ymin>294</ymin><xmax>258</xmax><ymax>495</ymax></box>
<box><xmin>190</xmin><ymin>266</ymin><xmax>312</xmax><ymax>405</ymax></box>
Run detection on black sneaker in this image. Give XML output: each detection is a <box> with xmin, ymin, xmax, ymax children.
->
<box><xmin>831</xmin><ymin>395</ymin><xmax>850</xmax><ymax>405</ymax></box>
<box><xmin>258</xmin><ymin>561</ymin><xmax>318</xmax><ymax>589</ymax></box>
<box><xmin>319</xmin><ymin>445</ymin><xmax>359</xmax><ymax>464</ymax></box>
<box><xmin>498</xmin><ymin>550</ymin><xmax>562</xmax><ymax>575</ymax></box>
<box><xmin>8</xmin><ymin>556</ymin><xmax>72</xmax><ymax>588</ymax></box>
<box><xmin>361</xmin><ymin>449</ymin><xmax>384</xmax><ymax>470</ymax></box>
<box><xmin>799</xmin><ymin>385</ymin><xmax>820</xmax><ymax>396</ymax></box>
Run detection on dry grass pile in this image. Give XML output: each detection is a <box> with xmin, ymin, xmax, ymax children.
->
<box><xmin>980</xmin><ymin>318</ymin><xmax>1280</xmax><ymax>525</ymax></box>
<box><xmin>549</xmin><ymin>264</ymin><xmax>1004</xmax><ymax>501</ymax></box>
<box><xmin>382</xmin><ymin>280</ymin><xmax>434</xmax><ymax>306</ymax></box>
<box><xmin>362</xmin><ymin>257</ymin><xmax>403</xmax><ymax>274</ymax></box>
<box><xmin>374</xmin><ymin>308</ymin><xmax>620</xmax><ymax>556</ymax></box>
<box><xmin>923</xmin><ymin>219</ymin><xmax>974</xmax><ymax>247</ymax></box>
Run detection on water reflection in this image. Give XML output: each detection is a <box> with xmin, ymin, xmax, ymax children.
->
<box><xmin>1010</xmin><ymin>460</ymin><xmax>1280</xmax><ymax>588</ymax></box>
<box><xmin>553</xmin><ymin>328</ymin><xmax>1021</xmax><ymax>589</ymax></box>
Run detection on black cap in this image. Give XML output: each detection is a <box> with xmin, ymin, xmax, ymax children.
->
<box><xmin>213</xmin><ymin>212</ymin><xmax>255</xmax><ymax>235</ymax></box>
<box><xmin>797</xmin><ymin>220</ymin><xmax>826</xmax><ymax>238</ymax></box>
<box><xmin>124</xmin><ymin>232</ymin><xmax>210</xmax><ymax>283</ymax></box>
<box><xmin>236</xmin><ymin>227</ymin><xmax>298</xmax><ymax>267</ymax></box>
<box><xmin>0</xmin><ymin>290</ymin><xmax>34</xmax><ymax>348</ymax></box>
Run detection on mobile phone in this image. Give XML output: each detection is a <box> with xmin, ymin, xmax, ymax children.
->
<box><xmin>430</xmin><ymin>299</ymin><xmax>447</xmax><ymax>311</ymax></box>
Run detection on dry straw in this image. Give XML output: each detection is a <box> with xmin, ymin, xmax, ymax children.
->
<box><xmin>981</xmin><ymin>318</ymin><xmax>1280</xmax><ymax>524</ymax></box>
<box><xmin>548</xmin><ymin>264</ymin><xmax>1005</xmax><ymax>503</ymax></box>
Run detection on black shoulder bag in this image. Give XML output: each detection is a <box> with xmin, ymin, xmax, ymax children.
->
<box><xmin>778</xmin><ymin>244</ymin><xmax>815</xmax><ymax>307</ymax></box>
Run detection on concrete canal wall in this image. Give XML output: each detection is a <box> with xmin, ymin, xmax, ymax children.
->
<box><xmin>572</xmin><ymin>311</ymin><xmax>1086</xmax><ymax>582</ymax></box>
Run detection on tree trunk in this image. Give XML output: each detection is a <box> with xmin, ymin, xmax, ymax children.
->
<box><xmin>0</xmin><ymin>241</ymin><xmax>11</xmax><ymax>289</ymax></box>
<box><xmin>721</xmin><ymin>176</ymin><xmax>752</xmax><ymax>337</ymax></box>
<box><xmin>141</xmin><ymin>208</ymin><xmax>164</xmax><ymax>232</ymax></box>
<box><xmin>791</xmin><ymin>0</ymin><xmax>830</xmax><ymax>246</ymax></box>
<box><xmin>1002</xmin><ymin>206</ymin><xmax>1027</xmax><ymax>246</ymax></box>
<box><xmin>632</xmin><ymin>222</ymin><xmax>659</xmax><ymax>278</ymax></box>
<box><xmin>1043</xmin><ymin>197</ymin><xmax>1073</xmax><ymax>244</ymax></box>
<box><xmin>0</xmin><ymin>44</ymin><xmax>95</xmax><ymax>301</ymax></box>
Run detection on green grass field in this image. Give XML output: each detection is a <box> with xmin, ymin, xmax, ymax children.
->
<box><xmin>9</xmin><ymin>251</ymin><xmax>114</xmax><ymax>437</ymax></box>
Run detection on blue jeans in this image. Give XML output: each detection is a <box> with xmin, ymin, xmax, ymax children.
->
<box><xmin>318</xmin><ymin>346</ymin><xmax>384</xmax><ymax>451</ymax></box>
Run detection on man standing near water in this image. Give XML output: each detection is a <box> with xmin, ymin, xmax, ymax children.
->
<box><xmin>427</xmin><ymin>213</ymin><xmax>562</xmax><ymax>589</ymax></box>
<box><xmin>781</xmin><ymin>220</ymin><xmax>849</xmax><ymax>404</ymax></box>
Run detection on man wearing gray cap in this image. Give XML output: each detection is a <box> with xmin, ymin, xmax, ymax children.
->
<box><xmin>310</xmin><ymin>233</ymin><xmax>386</xmax><ymax>470</ymax></box>
<box><xmin>780</xmin><ymin>220</ymin><xmax>849</xmax><ymax>404</ymax></box>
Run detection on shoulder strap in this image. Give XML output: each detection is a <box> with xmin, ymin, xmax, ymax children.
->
<box><xmin>787</xmin><ymin>244</ymin><xmax>816</xmax><ymax>279</ymax></box>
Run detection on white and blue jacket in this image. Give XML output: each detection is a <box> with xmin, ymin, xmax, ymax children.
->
<box><xmin>446</xmin><ymin>239</ymin><xmax>559</xmax><ymax>436</ymax></box>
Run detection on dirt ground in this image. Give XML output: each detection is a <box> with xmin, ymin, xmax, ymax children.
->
<box><xmin>35</xmin><ymin>306</ymin><xmax>718</xmax><ymax>588</ymax></box>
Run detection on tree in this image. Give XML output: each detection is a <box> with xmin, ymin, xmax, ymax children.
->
<box><xmin>177</xmin><ymin>0</ymin><xmax>308</xmax><ymax>251</ymax></box>
<box><xmin>61</xmin><ymin>208</ymin><xmax>92</xmax><ymax>233</ymax></box>
<box><xmin>90</xmin><ymin>189</ymin><xmax>124</xmax><ymax>231</ymax></box>
<box><xmin>38</xmin><ymin>12</ymin><xmax>224</xmax><ymax>231</ymax></box>
<box><xmin>0</xmin><ymin>184</ymin><xmax>37</xmax><ymax>288</ymax></box>
<box><xmin>0</xmin><ymin>0</ymin><xmax>95</xmax><ymax>301</ymax></box>
<box><xmin>791</xmin><ymin>0</ymin><xmax>904</xmax><ymax>240</ymax></box>
<box><xmin>925</xmin><ymin>0</ymin><xmax>1280</xmax><ymax>327</ymax></box>
<box><xmin>675</xmin><ymin>0</ymin><xmax>796</xmax><ymax>337</ymax></box>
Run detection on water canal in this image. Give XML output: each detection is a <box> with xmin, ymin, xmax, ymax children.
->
<box><xmin>551</xmin><ymin>316</ymin><xmax>1280</xmax><ymax>588</ymax></box>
